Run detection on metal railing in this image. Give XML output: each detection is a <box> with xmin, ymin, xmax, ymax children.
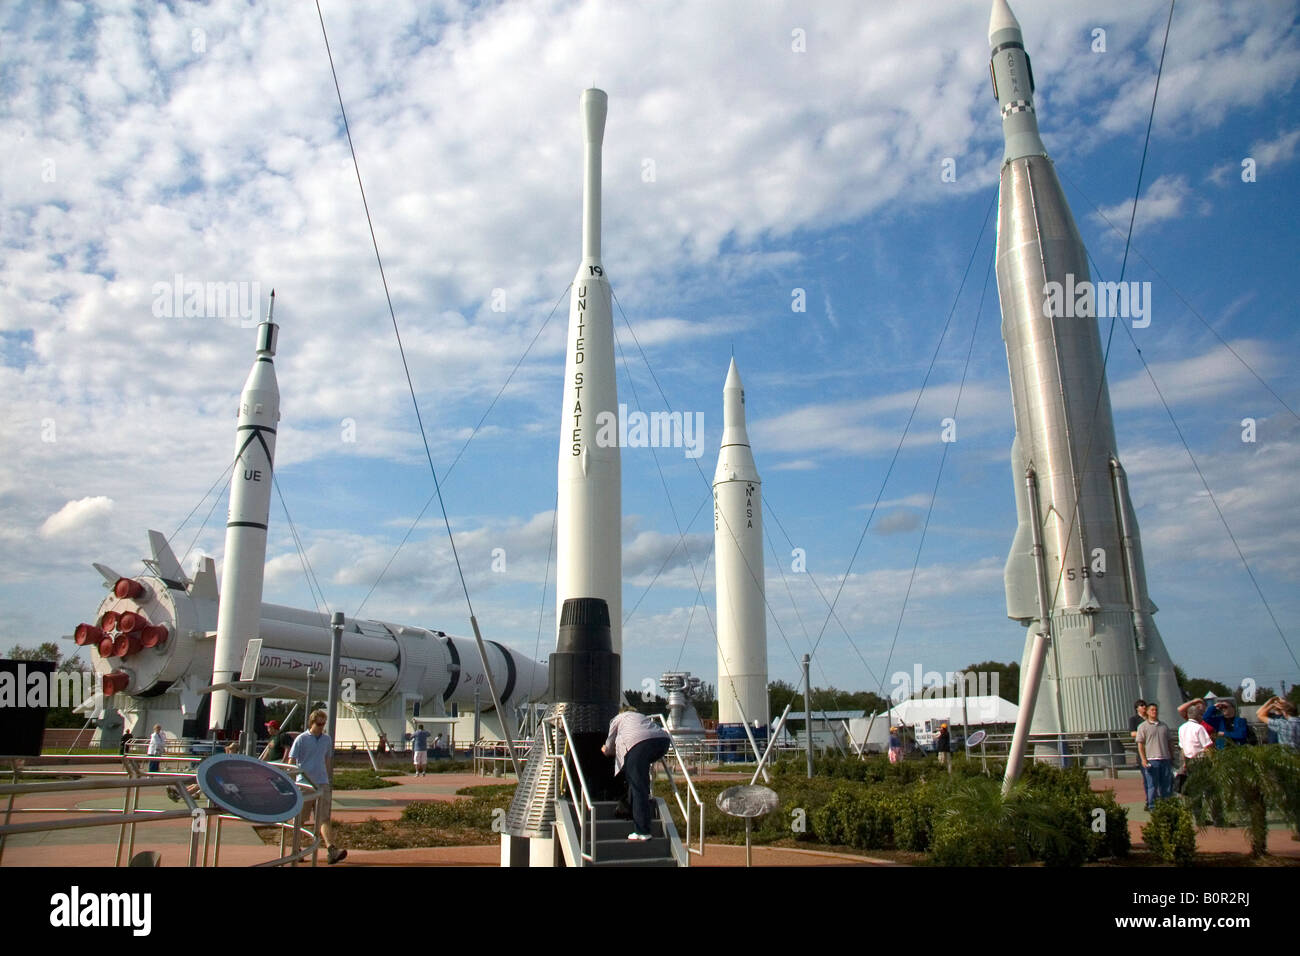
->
<box><xmin>550</xmin><ymin>712</ymin><xmax>598</xmax><ymax>863</ymax></box>
<box><xmin>473</xmin><ymin>738</ymin><xmax>530</xmax><ymax>776</ymax></box>
<box><xmin>0</xmin><ymin>753</ymin><xmax>323</xmax><ymax>868</ymax></box>
<box><xmin>651</xmin><ymin>716</ymin><xmax>704</xmax><ymax>857</ymax></box>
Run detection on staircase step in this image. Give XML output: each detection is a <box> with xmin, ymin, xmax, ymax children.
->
<box><xmin>591</xmin><ymin>858</ymin><xmax>679</xmax><ymax>867</ymax></box>
<box><xmin>592</xmin><ymin>836</ymin><xmax>672</xmax><ymax>862</ymax></box>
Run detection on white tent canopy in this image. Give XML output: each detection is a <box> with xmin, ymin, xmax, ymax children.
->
<box><xmin>846</xmin><ymin>696</ymin><xmax>1019</xmax><ymax>752</ymax></box>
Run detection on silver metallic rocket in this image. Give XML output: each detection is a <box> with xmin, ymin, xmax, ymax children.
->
<box><xmin>989</xmin><ymin>0</ymin><xmax>1180</xmax><ymax>748</ymax></box>
<box><xmin>556</xmin><ymin>89</ymin><xmax>623</xmax><ymax>657</ymax></box>
<box><xmin>210</xmin><ymin>293</ymin><xmax>280</xmax><ymax>731</ymax></box>
<box><xmin>713</xmin><ymin>359</ymin><xmax>768</xmax><ymax>731</ymax></box>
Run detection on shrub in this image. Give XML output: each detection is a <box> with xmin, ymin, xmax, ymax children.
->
<box><xmin>812</xmin><ymin>787</ymin><xmax>894</xmax><ymax>849</ymax></box>
<box><xmin>1077</xmin><ymin>789</ymin><xmax>1130</xmax><ymax>860</ymax></box>
<box><xmin>930</xmin><ymin>812</ymin><xmax>1020</xmax><ymax>866</ymax></box>
<box><xmin>887</xmin><ymin>780</ymin><xmax>944</xmax><ymax>852</ymax></box>
<box><xmin>1183</xmin><ymin>744</ymin><xmax>1300</xmax><ymax>857</ymax></box>
<box><xmin>1142</xmin><ymin>799</ymin><xmax>1197</xmax><ymax>865</ymax></box>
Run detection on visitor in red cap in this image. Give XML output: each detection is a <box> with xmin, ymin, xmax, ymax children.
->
<box><xmin>260</xmin><ymin>719</ymin><xmax>292</xmax><ymax>763</ymax></box>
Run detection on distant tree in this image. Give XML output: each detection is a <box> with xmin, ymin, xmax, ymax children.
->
<box><xmin>689</xmin><ymin>681</ymin><xmax>716</xmax><ymax>720</ymax></box>
<box><xmin>621</xmin><ymin>690</ymin><xmax>668</xmax><ymax>717</ymax></box>
<box><xmin>769</xmin><ymin>680</ymin><xmax>801</xmax><ymax>721</ymax></box>
<box><xmin>6</xmin><ymin>642</ymin><xmax>62</xmax><ymax>663</ymax></box>
<box><xmin>6</xmin><ymin>642</ymin><xmax>91</xmax><ymax>728</ymax></box>
<box><xmin>1183</xmin><ymin>675</ymin><xmax>1233</xmax><ymax>700</ymax></box>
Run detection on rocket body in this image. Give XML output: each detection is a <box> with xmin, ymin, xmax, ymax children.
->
<box><xmin>990</xmin><ymin>0</ymin><xmax>1179</xmax><ymax>734</ymax></box>
<box><xmin>556</xmin><ymin>89</ymin><xmax>623</xmax><ymax>658</ymax></box>
<box><xmin>209</xmin><ymin>307</ymin><xmax>280</xmax><ymax>730</ymax></box>
<box><xmin>713</xmin><ymin>359</ymin><xmax>768</xmax><ymax>729</ymax></box>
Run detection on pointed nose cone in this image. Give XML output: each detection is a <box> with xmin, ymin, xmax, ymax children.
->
<box><xmin>724</xmin><ymin>356</ymin><xmax>743</xmax><ymax>392</ymax></box>
<box><xmin>721</xmin><ymin>357</ymin><xmax>749</xmax><ymax>449</ymax></box>
<box><xmin>988</xmin><ymin>0</ymin><xmax>1021</xmax><ymax>44</ymax></box>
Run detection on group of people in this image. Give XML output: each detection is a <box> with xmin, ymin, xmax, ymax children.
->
<box><xmin>885</xmin><ymin>724</ymin><xmax>950</xmax><ymax>765</ymax></box>
<box><xmin>1131</xmin><ymin>694</ymin><xmax>1300</xmax><ymax>810</ymax></box>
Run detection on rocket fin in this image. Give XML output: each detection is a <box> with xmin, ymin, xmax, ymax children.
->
<box><xmin>191</xmin><ymin>556</ymin><xmax>219</xmax><ymax>603</ymax></box>
<box><xmin>92</xmin><ymin>562</ymin><xmax>123</xmax><ymax>587</ymax></box>
<box><xmin>146</xmin><ymin>530</ymin><xmax>188</xmax><ymax>586</ymax></box>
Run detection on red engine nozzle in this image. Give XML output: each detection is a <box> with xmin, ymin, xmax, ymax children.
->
<box><xmin>113</xmin><ymin>633</ymin><xmax>143</xmax><ymax>657</ymax></box>
<box><xmin>75</xmin><ymin>624</ymin><xmax>103</xmax><ymax>646</ymax></box>
<box><xmin>113</xmin><ymin>578</ymin><xmax>145</xmax><ymax>600</ymax></box>
<box><xmin>98</xmin><ymin>637</ymin><xmax>117</xmax><ymax>657</ymax></box>
<box><xmin>140</xmin><ymin>625</ymin><xmax>169</xmax><ymax>648</ymax></box>
<box><xmin>100</xmin><ymin>611</ymin><xmax>120</xmax><ymax>631</ymax></box>
<box><xmin>102</xmin><ymin>672</ymin><xmax>130</xmax><ymax>695</ymax></box>
<box><xmin>116</xmin><ymin>611</ymin><xmax>148</xmax><ymax>633</ymax></box>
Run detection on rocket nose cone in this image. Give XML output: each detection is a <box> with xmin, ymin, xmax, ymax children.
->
<box><xmin>724</xmin><ymin>356</ymin><xmax>743</xmax><ymax>391</ymax></box>
<box><xmin>988</xmin><ymin>0</ymin><xmax>1021</xmax><ymax>43</ymax></box>
<box><xmin>581</xmin><ymin>88</ymin><xmax>608</xmax><ymax>145</ymax></box>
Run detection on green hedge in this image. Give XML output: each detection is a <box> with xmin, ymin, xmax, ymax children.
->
<box><xmin>1142</xmin><ymin>799</ymin><xmax>1197</xmax><ymax>865</ymax></box>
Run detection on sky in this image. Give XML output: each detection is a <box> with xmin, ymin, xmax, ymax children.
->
<box><xmin>1</xmin><ymin>0</ymin><xmax>1298</xmax><ymax>710</ymax></box>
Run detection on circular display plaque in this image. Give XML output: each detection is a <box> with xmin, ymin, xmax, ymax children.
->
<box><xmin>965</xmin><ymin>729</ymin><xmax>987</xmax><ymax>748</ymax></box>
<box><xmin>716</xmin><ymin>784</ymin><xmax>779</xmax><ymax>819</ymax></box>
<box><xmin>195</xmin><ymin>754</ymin><xmax>303</xmax><ymax>823</ymax></box>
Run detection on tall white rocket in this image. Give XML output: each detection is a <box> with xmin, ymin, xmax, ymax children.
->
<box><xmin>210</xmin><ymin>294</ymin><xmax>280</xmax><ymax>730</ymax></box>
<box><xmin>713</xmin><ymin>358</ymin><xmax>767</xmax><ymax>728</ymax></box>
<box><xmin>556</xmin><ymin>89</ymin><xmax>622</xmax><ymax>655</ymax></box>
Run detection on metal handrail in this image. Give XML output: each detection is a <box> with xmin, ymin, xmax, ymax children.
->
<box><xmin>651</xmin><ymin>716</ymin><xmax>704</xmax><ymax>857</ymax></box>
<box><xmin>0</xmin><ymin>754</ymin><xmax>323</xmax><ymax>868</ymax></box>
<box><xmin>550</xmin><ymin>712</ymin><xmax>598</xmax><ymax>863</ymax></box>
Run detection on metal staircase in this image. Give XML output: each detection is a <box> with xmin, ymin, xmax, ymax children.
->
<box><xmin>550</xmin><ymin>712</ymin><xmax>699</xmax><ymax>867</ymax></box>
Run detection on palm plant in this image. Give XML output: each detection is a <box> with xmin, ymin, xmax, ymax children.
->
<box><xmin>1182</xmin><ymin>744</ymin><xmax>1300</xmax><ymax>857</ymax></box>
<box><xmin>932</xmin><ymin>776</ymin><xmax>1088</xmax><ymax>866</ymax></box>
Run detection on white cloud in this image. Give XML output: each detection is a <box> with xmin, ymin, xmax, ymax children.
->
<box><xmin>40</xmin><ymin>496</ymin><xmax>115</xmax><ymax>538</ymax></box>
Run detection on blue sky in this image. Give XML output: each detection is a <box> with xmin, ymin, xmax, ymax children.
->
<box><xmin>2</xmin><ymin>0</ymin><xmax>1297</xmax><ymax>705</ymax></box>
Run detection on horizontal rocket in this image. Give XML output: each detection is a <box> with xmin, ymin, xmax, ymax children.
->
<box><xmin>989</xmin><ymin>0</ymin><xmax>1180</xmax><ymax>739</ymax></box>
<box><xmin>75</xmin><ymin>533</ymin><xmax>547</xmax><ymax>716</ymax></box>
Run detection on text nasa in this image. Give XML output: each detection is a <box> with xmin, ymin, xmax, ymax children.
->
<box><xmin>50</xmin><ymin>886</ymin><xmax>151</xmax><ymax>936</ymax></box>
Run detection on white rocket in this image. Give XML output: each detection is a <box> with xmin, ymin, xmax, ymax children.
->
<box><xmin>556</xmin><ymin>89</ymin><xmax>623</xmax><ymax>656</ymax></box>
<box><xmin>209</xmin><ymin>294</ymin><xmax>280</xmax><ymax>730</ymax></box>
<box><xmin>713</xmin><ymin>358</ymin><xmax>768</xmax><ymax>728</ymax></box>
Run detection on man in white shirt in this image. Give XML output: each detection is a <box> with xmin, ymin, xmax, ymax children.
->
<box><xmin>601</xmin><ymin>706</ymin><xmax>672</xmax><ymax>841</ymax></box>
<box><xmin>147</xmin><ymin>724</ymin><xmax>166</xmax><ymax>773</ymax></box>
<box><xmin>1178</xmin><ymin>703</ymin><xmax>1214</xmax><ymax>766</ymax></box>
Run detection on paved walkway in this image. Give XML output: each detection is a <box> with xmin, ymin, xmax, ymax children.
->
<box><xmin>6</xmin><ymin>764</ymin><xmax>1295</xmax><ymax>865</ymax></box>
<box><xmin>1090</xmin><ymin>769</ymin><xmax>1300</xmax><ymax>858</ymax></box>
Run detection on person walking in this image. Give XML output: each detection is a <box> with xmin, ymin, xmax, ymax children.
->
<box><xmin>888</xmin><ymin>727</ymin><xmax>902</xmax><ymax>765</ymax></box>
<box><xmin>601</xmin><ymin>706</ymin><xmax>672</xmax><ymax>841</ymax></box>
<box><xmin>935</xmin><ymin>723</ymin><xmax>951</xmax><ymax>768</ymax></box>
<box><xmin>288</xmin><ymin>709</ymin><xmax>346</xmax><ymax>864</ymax></box>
